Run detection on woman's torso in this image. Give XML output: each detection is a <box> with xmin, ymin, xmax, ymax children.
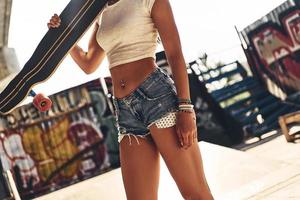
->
<box><xmin>110</xmin><ymin>58</ymin><xmax>157</xmax><ymax>99</ymax></box>
<box><xmin>96</xmin><ymin>0</ymin><xmax>158</xmax><ymax>99</ymax></box>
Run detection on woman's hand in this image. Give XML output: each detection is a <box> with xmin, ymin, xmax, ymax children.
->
<box><xmin>175</xmin><ymin>110</ymin><xmax>197</xmax><ymax>149</ymax></box>
<box><xmin>46</xmin><ymin>12</ymin><xmax>104</xmax><ymax>74</ymax></box>
<box><xmin>47</xmin><ymin>14</ymin><xmax>61</xmax><ymax>29</ymax></box>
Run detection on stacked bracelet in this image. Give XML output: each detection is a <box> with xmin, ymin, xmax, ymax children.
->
<box><xmin>178</xmin><ymin>104</ymin><xmax>194</xmax><ymax>109</ymax></box>
<box><xmin>176</xmin><ymin>98</ymin><xmax>194</xmax><ymax>113</ymax></box>
<box><xmin>177</xmin><ymin>98</ymin><xmax>192</xmax><ymax>104</ymax></box>
<box><xmin>178</xmin><ymin>103</ymin><xmax>194</xmax><ymax>113</ymax></box>
<box><xmin>178</xmin><ymin>109</ymin><xmax>194</xmax><ymax>113</ymax></box>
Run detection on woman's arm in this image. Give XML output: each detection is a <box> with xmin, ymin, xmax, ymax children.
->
<box><xmin>151</xmin><ymin>0</ymin><xmax>197</xmax><ymax>149</ymax></box>
<box><xmin>69</xmin><ymin>22</ymin><xmax>106</xmax><ymax>74</ymax></box>
<box><xmin>151</xmin><ymin>0</ymin><xmax>190</xmax><ymax>100</ymax></box>
<box><xmin>48</xmin><ymin>14</ymin><xmax>105</xmax><ymax>74</ymax></box>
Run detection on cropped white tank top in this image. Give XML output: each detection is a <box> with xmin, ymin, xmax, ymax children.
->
<box><xmin>96</xmin><ymin>0</ymin><xmax>158</xmax><ymax>69</ymax></box>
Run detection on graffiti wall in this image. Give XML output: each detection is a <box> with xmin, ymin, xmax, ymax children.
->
<box><xmin>242</xmin><ymin>0</ymin><xmax>300</xmax><ymax>95</ymax></box>
<box><xmin>0</xmin><ymin>79</ymin><xmax>119</xmax><ymax>199</ymax></box>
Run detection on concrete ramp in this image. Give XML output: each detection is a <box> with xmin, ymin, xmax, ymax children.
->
<box><xmin>35</xmin><ymin>140</ymin><xmax>300</xmax><ymax>200</ymax></box>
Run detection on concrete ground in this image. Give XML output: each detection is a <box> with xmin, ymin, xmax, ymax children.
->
<box><xmin>34</xmin><ymin>130</ymin><xmax>300</xmax><ymax>200</ymax></box>
<box><xmin>232</xmin><ymin>130</ymin><xmax>300</xmax><ymax>200</ymax></box>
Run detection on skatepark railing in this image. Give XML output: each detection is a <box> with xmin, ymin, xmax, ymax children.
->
<box><xmin>188</xmin><ymin>60</ymin><xmax>300</xmax><ymax>139</ymax></box>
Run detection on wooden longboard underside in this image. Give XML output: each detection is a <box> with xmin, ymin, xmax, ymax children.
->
<box><xmin>0</xmin><ymin>0</ymin><xmax>108</xmax><ymax>115</ymax></box>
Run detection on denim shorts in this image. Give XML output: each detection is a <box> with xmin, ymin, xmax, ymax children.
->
<box><xmin>112</xmin><ymin>67</ymin><xmax>179</xmax><ymax>145</ymax></box>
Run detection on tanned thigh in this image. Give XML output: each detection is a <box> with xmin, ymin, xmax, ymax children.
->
<box><xmin>119</xmin><ymin>135</ymin><xmax>160</xmax><ymax>200</ymax></box>
<box><xmin>149</xmin><ymin>124</ymin><xmax>213</xmax><ymax>199</ymax></box>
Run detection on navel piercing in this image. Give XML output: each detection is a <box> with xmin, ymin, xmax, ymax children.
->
<box><xmin>120</xmin><ymin>79</ymin><xmax>126</xmax><ymax>88</ymax></box>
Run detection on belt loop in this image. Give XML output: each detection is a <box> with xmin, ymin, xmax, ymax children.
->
<box><xmin>123</xmin><ymin>98</ymin><xmax>131</xmax><ymax>106</ymax></box>
<box><xmin>158</xmin><ymin>67</ymin><xmax>168</xmax><ymax>78</ymax></box>
<box><xmin>157</xmin><ymin>67</ymin><xmax>163</xmax><ymax>74</ymax></box>
<box><xmin>136</xmin><ymin>88</ymin><xmax>146</xmax><ymax>99</ymax></box>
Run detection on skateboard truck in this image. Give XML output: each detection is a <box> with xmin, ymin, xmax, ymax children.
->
<box><xmin>29</xmin><ymin>90</ymin><xmax>52</xmax><ymax>112</ymax></box>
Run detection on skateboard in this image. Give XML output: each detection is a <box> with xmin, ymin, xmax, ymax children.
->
<box><xmin>0</xmin><ymin>0</ymin><xmax>108</xmax><ymax>115</ymax></box>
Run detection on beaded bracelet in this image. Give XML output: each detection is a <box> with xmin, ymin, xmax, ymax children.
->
<box><xmin>177</xmin><ymin>110</ymin><xmax>196</xmax><ymax>121</ymax></box>
<box><xmin>178</xmin><ymin>109</ymin><xmax>194</xmax><ymax>113</ymax></box>
<box><xmin>179</xmin><ymin>108</ymin><xmax>193</xmax><ymax>111</ymax></box>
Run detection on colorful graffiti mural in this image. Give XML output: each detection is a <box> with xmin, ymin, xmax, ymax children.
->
<box><xmin>242</xmin><ymin>0</ymin><xmax>300</xmax><ymax>95</ymax></box>
<box><xmin>0</xmin><ymin>79</ymin><xmax>119</xmax><ymax>199</ymax></box>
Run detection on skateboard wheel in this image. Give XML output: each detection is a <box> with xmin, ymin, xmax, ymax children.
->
<box><xmin>33</xmin><ymin>93</ymin><xmax>52</xmax><ymax>112</ymax></box>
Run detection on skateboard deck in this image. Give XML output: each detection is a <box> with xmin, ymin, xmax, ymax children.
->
<box><xmin>0</xmin><ymin>0</ymin><xmax>108</xmax><ymax>115</ymax></box>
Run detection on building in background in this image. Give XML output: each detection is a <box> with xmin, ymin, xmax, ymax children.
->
<box><xmin>241</xmin><ymin>0</ymin><xmax>300</xmax><ymax>98</ymax></box>
<box><xmin>0</xmin><ymin>78</ymin><xmax>119</xmax><ymax>199</ymax></box>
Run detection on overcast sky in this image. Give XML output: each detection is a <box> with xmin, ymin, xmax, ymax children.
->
<box><xmin>7</xmin><ymin>0</ymin><xmax>286</xmax><ymax>96</ymax></box>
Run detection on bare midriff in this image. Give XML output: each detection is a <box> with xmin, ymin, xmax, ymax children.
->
<box><xmin>109</xmin><ymin>57</ymin><xmax>157</xmax><ymax>99</ymax></box>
